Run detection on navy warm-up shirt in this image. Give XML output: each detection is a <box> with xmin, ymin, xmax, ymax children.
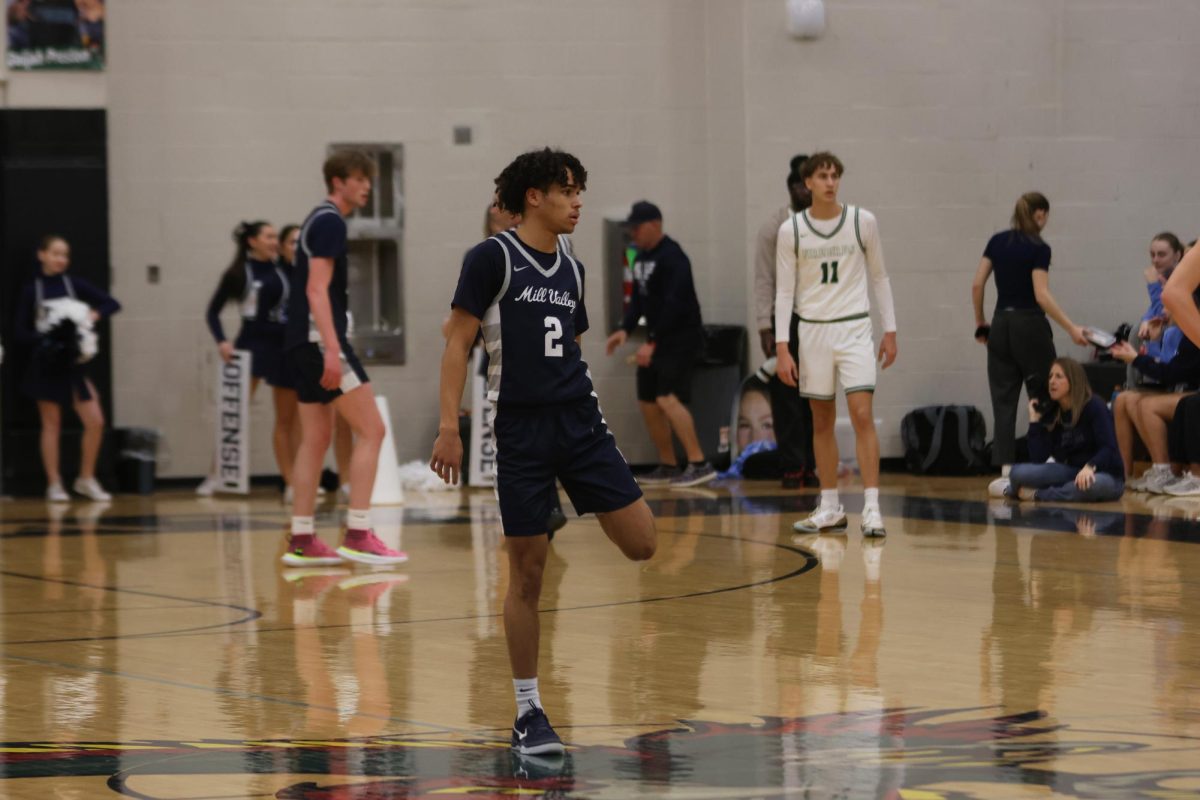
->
<box><xmin>286</xmin><ymin>201</ymin><xmax>350</xmax><ymax>351</ymax></box>
<box><xmin>452</xmin><ymin>231</ymin><xmax>593</xmax><ymax>407</ymax></box>
<box><xmin>984</xmin><ymin>230</ymin><xmax>1051</xmax><ymax>313</ymax></box>
<box><xmin>1027</xmin><ymin>394</ymin><xmax>1124</xmax><ymax>477</ymax></box>
<box><xmin>621</xmin><ymin>235</ymin><xmax>703</xmax><ymax>350</ymax></box>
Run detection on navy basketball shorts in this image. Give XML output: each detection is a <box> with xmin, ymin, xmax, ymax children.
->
<box><xmin>636</xmin><ymin>345</ymin><xmax>698</xmax><ymax>404</ymax></box>
<box><xmin>493</xmin><ymin>396</ymin><xmax>644</xmax><ymax>537</ymax></box>
<box><xmin>288</xmin><ymin>341</ymin><xmax>369</xmax><ymax>405</ymax></box>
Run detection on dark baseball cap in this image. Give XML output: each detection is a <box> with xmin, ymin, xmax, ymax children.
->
<box><xmin>625</xmin><ymin>200</ymin><xmax>662</xmax><ymax>226</ymax></box>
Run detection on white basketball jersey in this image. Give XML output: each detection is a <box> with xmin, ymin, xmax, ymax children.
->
<box><xmin>789</xmin><ymin>204</ymin><xmax>871</xmax><ymax>323</ymax></box>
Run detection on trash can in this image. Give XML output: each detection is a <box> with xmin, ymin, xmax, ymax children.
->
<box><xmin>690</xmin><ymin>324</ymin><xmax>747</xmax><ymax>465</ymax></box>
<box><xmin>115</xmin><ymin>427</ymin><xmax>158</xmax><ymax>494</ymax></box>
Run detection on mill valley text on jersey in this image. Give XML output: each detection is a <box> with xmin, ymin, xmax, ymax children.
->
<box><xmin>453</xmin><ymin>231</ymin><xmax>594</xmax><ymax>407</ymax></box>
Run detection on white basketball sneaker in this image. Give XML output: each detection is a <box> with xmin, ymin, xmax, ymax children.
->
<box><xmin>861</xmin><ymin>506</ymin><xmax>887</xmax><ymax>538</ymax></box>
<box><xmin>793</xmin><ymin>505</ymin><xmax>848</xmax><ymax>534</ymax></box>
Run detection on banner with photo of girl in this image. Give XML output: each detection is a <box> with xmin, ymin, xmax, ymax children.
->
<box><xmin>7</xmin><ymin>0</ymin><xmax>103</xmax><ymax>71</ymax></box>
<box><xmin>720</xmin><ymin>359</ymin><xmax>782</xmax><ymax>480</ymax></box>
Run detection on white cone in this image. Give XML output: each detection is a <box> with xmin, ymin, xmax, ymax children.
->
<box><xmin>371</xmin><ymin>395</ymin><xmax>406</xmax><ymax>506</ymax></box>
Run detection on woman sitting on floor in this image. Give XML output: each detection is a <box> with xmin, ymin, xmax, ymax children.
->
<box><xmin>989</xmin><ymin>357</ymin><xmax>1125</xmax><ymax>502</ymax></box>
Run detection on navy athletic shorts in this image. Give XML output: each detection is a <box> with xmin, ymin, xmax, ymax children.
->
<box><xmin>636</xmin><ymin>343</ymin><xmax>699</xmax><ymax>403</ymax></box>
<box><xmin>288</xmin><ymin>341</ymin><xmax>369</xmax><ymax>405</ymax></box>
<box><xmin>493</xmin><ymin>395</ymin><xmax>643</xmax><ymax>537</ymax></box>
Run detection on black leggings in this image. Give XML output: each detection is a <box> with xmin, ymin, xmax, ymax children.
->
<box><xmin>1168</xmin><ymin>393</ymin><xmax>1200</xmax><ymax>465</ymax></box>
<box><xmin>987</xmin><ymin>310</ymin><xmax>1056</xmax><ymax>466</ymax></box>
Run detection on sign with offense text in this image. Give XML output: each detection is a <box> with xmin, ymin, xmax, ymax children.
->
<box><xmin>215</xmin><ymin>350</ymin><xmax>251</xmax><ymax>495</ymax></box>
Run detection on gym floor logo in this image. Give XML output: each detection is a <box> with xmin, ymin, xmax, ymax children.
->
<box><xmin>2</xmin><ymin>707</ymin><xmax>1197</xmax><ymax>798</ymax></box>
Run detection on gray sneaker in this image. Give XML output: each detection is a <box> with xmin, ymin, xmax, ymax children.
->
<box><xmin>1164</xmin><ymin>473</ymin><xmax>1200</xmax><ymax>496</ymax></box>
<box><xmin>637</xmin><ymin>465</ymin><xmax>680</xmax><ymax>486</ymax></box>
<box><xmin>1145</xmin><ymin>470</ymin><xmax>1182</xmax><ymax>495</ymax></box>
<box><xmin>670</xmin><ymin>462</ymin><xmax>717</xmax><ymax>488</ymax></box>
<box><xmin>1129</xmin><ymin>468</ymin><xmax>1168</xmax><ymax>493</ymax></box>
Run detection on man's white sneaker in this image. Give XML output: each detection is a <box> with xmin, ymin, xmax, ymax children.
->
<box><xmin>987</xmin><ymin>477</ymin><xmax>1011</xmax><ymax>498</ymax></box>
<box><xmin>793</xmin><ymin>504</ymin><xmax>848</xmax><ymax>534</ymax></box>
<box><xmin>196</xmin><ymin>475</ymin><xmax>219</xmax><ymax>496</ymax></box>
<box><xmin>73</xmin><ymin>477</ymin><xmax>112</xmax><ymax>502</ymax></box>
<box><xmin>46</xmin><ymin>483</ymin><xmax>70</xmax><ymax>503</ymax></box>
<box><xmin>861</xmin><ymin>506</ymin><xmax>886</xmax><ymax>537</ymax></box>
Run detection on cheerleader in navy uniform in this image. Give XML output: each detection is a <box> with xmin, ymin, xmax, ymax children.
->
<box><xmin>15</xmin><ymin>235</ymin><xmax>121</xmax><ymax>502</ymax></box>
<box><xmin>198</xmin><ymin>221</ymin><xmax>300</xmax><ymax>498</ymax></box>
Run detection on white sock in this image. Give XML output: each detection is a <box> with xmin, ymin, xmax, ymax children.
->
<box><xmin>291</xmin><ymin>516</ymin><xmax>315</xmax><ymax>536</ymax></box>
<box><xmin>1001</xmin><ymin>464</ymin><xmax>1011</xmax><ymax>477</ymax></box>
<box><xmin>347</xmin><ymin>508</ymin><xmax>371</xmax><ymax>530</ymax></box>
<box><xmin>863</xmin><ymin>487</ymin><xmax>880</xmax><ymax>510</ymax></box>
<box><xmin>514</xmin><ymin>677</ymin><xmax>542</xmax><ymax>716</ymax></box>
<box><xmin>820</xmin><ymin>489</ymin><xmax>840</xmax><ymax>510</ymax></box>
<box><xmin>1153</xmin><ymin>463</ymin><xmax>1171</xmax><ymax>473</ymax></box>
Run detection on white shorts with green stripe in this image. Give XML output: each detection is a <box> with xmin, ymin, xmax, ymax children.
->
<box><xmin>796</xmin><ymin>314</ymin><xmax>876</xmax><ymax>400</ymax></box>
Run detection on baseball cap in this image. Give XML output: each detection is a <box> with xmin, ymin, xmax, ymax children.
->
<box><xmin>625</xmin><ymin>200</ymin><xmax>662</xmax><ymax>226</ymax></box>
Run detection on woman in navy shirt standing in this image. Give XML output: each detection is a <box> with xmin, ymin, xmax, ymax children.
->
<box><xmin>15</xmin><ymin>235</ymin><xmax>121</xmax><ymax>502</ymax></box>
<box><xmin>971</xmin><ymin>192</ymin><xmax>1088</xmax><ymax>472</ymax></box>
<box><xmin>198</xmin><ymin>221</ymin><xmax>299</xmax><ymax>498</ymax></box>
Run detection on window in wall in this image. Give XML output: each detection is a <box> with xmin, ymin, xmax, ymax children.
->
<box><xmin>328</xmin><ymin>143</ymin><xmax>404</xmax><ymax>364</ymax></box>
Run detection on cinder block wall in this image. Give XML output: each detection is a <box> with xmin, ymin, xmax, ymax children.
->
<box><xmin>9</xmin><ymin>0</ymin><xmax>1198</xmax><ymax>475</ymax></box>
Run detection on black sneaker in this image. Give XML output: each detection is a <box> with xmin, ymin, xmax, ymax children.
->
<box><xmin>511</xmin><ymin>707</ymin><xmax>565</xmax><ymax>756</ymax></box>
<box><xmin>670</xmin><ymin>462</ymin><xmax>717</xmax><ymax>489</ymax></box>
<box><xmin>637</xmin><ymin>464</ymin><xmax>680</xmax><ymax>486</ymax></box>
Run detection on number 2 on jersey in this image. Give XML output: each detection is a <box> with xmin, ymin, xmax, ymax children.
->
<box><xmin>820</xmin><ymin>260</ymin><xmax>839</xmax><ymax>284</ymax></box>
<box><xmin>544</xmin><ymin>316</ymin><xmax>564</xmax><ymax>357</ymax></box>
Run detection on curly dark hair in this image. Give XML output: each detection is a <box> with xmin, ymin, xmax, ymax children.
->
<box><xmin>494</xmin><ymin>148</ymin><xmax>587</xmax><ymax>215</ymax></box>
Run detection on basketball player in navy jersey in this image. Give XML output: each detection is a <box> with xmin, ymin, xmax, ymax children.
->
<box><xmin>282</xmin><ymin>151</ymin><xmax>407</xmax><ymax>567</ymax></box>
<box><xmin>432</xmin><ymin>148</ymin><xmax>657</xmax><ymax>756</ymax></box>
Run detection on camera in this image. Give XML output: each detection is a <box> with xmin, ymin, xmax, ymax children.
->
<box><xmin>1033</xmin><ymin>396</ymin><xmax>1055</xmax><ymax>419</ymax></box>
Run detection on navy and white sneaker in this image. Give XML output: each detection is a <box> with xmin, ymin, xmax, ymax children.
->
<box><xmin>511</xmin><ymin>707</ymin><xmax>565</xmax><ymax>756</ymax></box>
<box><xmin>669</xmin><ymin>462</ymin><xmax>717</xmax><ymax>488</ymax></box>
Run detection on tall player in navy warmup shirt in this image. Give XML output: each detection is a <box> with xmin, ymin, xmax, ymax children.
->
<box><xmin>282</xmin><ymin>151</ymin><xmax>406</xmax><ymax>568</ymax></box>
<box><xmin>432</xmin><ymin>148</ymin><xmax>657</xmax><ymax>758</ymax></box>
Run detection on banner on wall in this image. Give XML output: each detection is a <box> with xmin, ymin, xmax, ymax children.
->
<box><xmin>721</xmin><ymin>361</ymin><xmax>780</xmax><ymax>479</ymax></box>
<box><xmin>215</xmin><ymin>350</ymin><xmax>251</xmax><ymax>495</ymax></box>
<box><xmin>468</xmin><ymin>348</ymin><xmax>496</xmax><ymax>488</ymax></box>
<box><xmin>6</xmin><ymin>0</ymin><xmax>104</xmax><ymax>71</ymax></box>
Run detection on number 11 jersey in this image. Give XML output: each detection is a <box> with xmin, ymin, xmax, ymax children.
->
<box><xmin>774</xmin><ymin>204</ymin><xmax>887</xmax><ymax>333</ymax></box>
<box><xmin>452</xmin><ymin>230</ymin><xmax>593</xmax><ymax>407</ymax></box>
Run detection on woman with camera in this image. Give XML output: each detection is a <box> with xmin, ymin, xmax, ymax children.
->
<box><xmin>988</xmin><ymin>358</ymin><xmax>1123</xmax><ymax>502</ymax></box>
<box><xmin>1107</xmin><ymin>303</ymin><xmax>1200</xmax><ymax>492</ymax></box>
<box><xmin>971</xmin><ymin>192</ymin><xmax>1088</xmax><ymax>474</ymax></box>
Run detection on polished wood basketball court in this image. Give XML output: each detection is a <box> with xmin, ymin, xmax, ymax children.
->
<box><xmin>1</xmin><ymin>476</ymin><xmax>1198</xmax><ymax>798</ymax></box>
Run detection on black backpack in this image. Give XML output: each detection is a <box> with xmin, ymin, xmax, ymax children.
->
<box><xmin>901</xmin><ymin>405</ymin><xmax>989</xmax><ymax>475</ymax></box>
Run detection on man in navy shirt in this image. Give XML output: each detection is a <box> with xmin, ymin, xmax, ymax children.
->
<box><xmin>605</xmin><ymin>202</ymin><xmax>715</xmax><ymax>488</ymax></box>
<box><xmin>431</xmin><ymin>148</ymin><xmax>656</xmax><ymax>758</ymax></box>
<box><xmin>282</xmin><ymin>150</ymin><xmax>406</xmax><ymax>568</ymax></box>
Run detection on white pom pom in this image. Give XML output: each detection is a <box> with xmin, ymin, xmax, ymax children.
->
<box><xmin>786</xmin><ymin>0</ymin><xmax>826</xmax><ymax>39</ymax></box>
